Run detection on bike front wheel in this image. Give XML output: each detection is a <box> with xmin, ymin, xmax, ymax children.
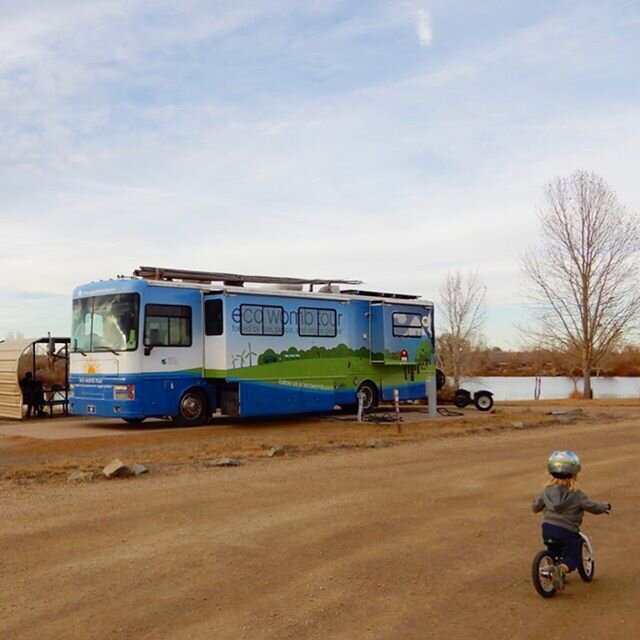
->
<box><xmin>531</xmin><ymin>549</ymin><xmax>558</xmax><ymax>598</ymax></box>
<box><xmin>578</xmin><ymin>539</ymin><xmax>595</xmax><ymax>582</ymax></box>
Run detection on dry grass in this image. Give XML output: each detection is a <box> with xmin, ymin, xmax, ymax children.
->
<box><xmin>4</xmin><ymin>398</ymin><xmax>640</xmax><ymax>484</ymax></box>
<box><xmin>17</xmin><ymin>353</ymin><xmax>66</xmax><ymax>389</ymax></box>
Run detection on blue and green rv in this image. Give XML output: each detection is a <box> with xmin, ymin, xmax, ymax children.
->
<box><xmin>69</xmin><ymin>267</ymin><xmax>437</xmax><ymax>424</ymax></box>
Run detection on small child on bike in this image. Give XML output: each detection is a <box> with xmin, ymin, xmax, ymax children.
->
<box><xmin>532</xmin><ymin>450</ymin><xmax>610</xmax><ymax>582</ymax></box>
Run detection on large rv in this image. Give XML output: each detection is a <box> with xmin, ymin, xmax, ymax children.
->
<box><xmin>69</xmin><ymin>267</ymin><xmax>437</xmax><ymax>424</ymax></box>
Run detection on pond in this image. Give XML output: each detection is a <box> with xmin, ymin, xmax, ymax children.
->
<box><xmin>458</xmin><ymin>376</ymin><xmax>640</xmax><ymax>401</ymax></box>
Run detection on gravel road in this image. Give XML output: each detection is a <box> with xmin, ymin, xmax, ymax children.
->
<box><xmin>1</xmin><ymin>402</ymin><xmax>639</xmax><ymax>639</ymax></box>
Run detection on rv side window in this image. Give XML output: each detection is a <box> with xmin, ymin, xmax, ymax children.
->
<box><xmin>205</xmin><ymin>299</ymin><xmax>224</xmax><ymax>336</ymax></box>
<box><xmin>144</xmin><ymin>304</ymin><xmax>192</xmax><ymax>347</ymax></box>
<box><xmin>392</xmin><ymin>312</ymin><xmax>422</xmax><ymax>338</ymax></box>
<box><xmin>298</xmin><ymin>307</ymin><xmax>337</xmax><ymax>338</ymax></box>
<box><xmin>240</xmin><ymin>304</ymin><xmax>284</xmax><ymax>336</ymax></box>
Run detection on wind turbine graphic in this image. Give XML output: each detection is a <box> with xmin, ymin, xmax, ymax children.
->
<box><xmin>245</xmin><ymin>342</ymin><xmax>257</xmax><ymax>366</ymax></box>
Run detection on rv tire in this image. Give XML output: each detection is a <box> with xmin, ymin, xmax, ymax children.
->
<box><xmin>357</xmin><ymin>381</ymin><xmax>378</xmax><ymax>412</ymax></box>
<box><xmin>174</xmin><ymin>388</ymin><xmax>208</xmax><ymax>426</ymax></box>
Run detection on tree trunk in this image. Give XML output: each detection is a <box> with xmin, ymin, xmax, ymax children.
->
<box><xmin>453</xmin><ymin>355</ymin><xmax>461</xmax><ymax>390</ymax></box>
<box><xmin>582</xmin><ymin>367</ymin><xmax>593</xmax><ymax>399</ymax></box>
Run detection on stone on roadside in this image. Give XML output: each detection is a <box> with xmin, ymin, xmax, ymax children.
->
<box><xmin>205</xmin><ymin>457</ymin><xmax>241</xmax><ymax>467</ymax></box>
<box><xmin>511</xmin><ymin>422</ymin><xmax>525</xmax><ymax>429</ymax></box>
<box><xmin>366</xmin><ymin>439</ymin><xmax>388</xmax><ymax>448</ymax></box>
<box><xmin>67</xmin><ymin>470</ymin><xmax>94</xmax><ymax>482</ymax></box>
<box><xmin>550</xmin><ymin>408</ymin><xmax>583</xmax><ymax>416</ymax></box>
<box><xmin>267</xmin><ymin>446</ymin><xmax>285</xmax><ymax>458</ymax></box>
<box><xmin>132</xmin><ymin>464</ymin><xmax>149</xmax><ymax>476</ymax></box>
<box><xmin>103</xmin><ymin>459</ymin><xmax>131</xmax><ymax>478</ymax></box>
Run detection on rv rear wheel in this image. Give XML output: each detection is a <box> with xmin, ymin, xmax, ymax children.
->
<box><xmin>357</xmin><ymin>381</ymin><xmax>378</xmax><ymax>412</ymax></box>
<box><xmin>174</xmin><ymin>388</ymin><xmax>208</xmax><ymax>426</ymax></box>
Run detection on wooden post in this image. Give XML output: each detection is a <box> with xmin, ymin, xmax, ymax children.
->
<box><xmin>357</xmin><ymin>390</ymin><xmax>364</xmax><ymax>423</ymax></box>
<box><xmin>393</xmin><ymin>389</ymin><xmax>401</xmax><ymax>433</ymax></box>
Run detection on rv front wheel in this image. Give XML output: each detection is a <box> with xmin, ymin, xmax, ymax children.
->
<box><xmin>174</xmin><ymin>389</ymin><xmax>208</xmax><ymax>426</ymax></box>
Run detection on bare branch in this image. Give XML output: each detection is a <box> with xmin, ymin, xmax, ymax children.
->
<box><xmin>437</xmin><ymin>270</ymin><xmax>487</xmax><ymax>388</ymax></box>
<box><xmin>522</xmin><ymin>170</ymin><xmax>640</xmax><ymax>397</ymax></box>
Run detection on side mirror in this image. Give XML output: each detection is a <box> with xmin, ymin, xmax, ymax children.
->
<box><xmin>144</xmin><ymin>329</ymin><xmax>161</xmax><ymax>356</ymax></box>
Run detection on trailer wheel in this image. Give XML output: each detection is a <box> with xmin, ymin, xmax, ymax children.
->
<box><xmin>173</xmin><ymin>388</ymin><xmax>208</xmax><ymax>426</ymax></box>
<box><xmin>474</xmin><ymin>391</ymin><xmax>494</xmax><ymax>412</ymax></box>
<box><xmin>453</xmin><ymin>389</ymin><xmax>471</xmax><ymax>408</ymax></box>
<box><xmin>357</xmin><ymin>381</ymin><xmax>378</xmax><ymax>412</ymax></box>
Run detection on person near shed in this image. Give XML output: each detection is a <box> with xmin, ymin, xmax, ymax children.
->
<box><xmin>20</xmin><ymin>371</ymin><xmax>45</xmax><ymax>418</ymax></box>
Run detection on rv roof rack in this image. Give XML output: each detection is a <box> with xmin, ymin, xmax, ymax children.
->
<box><xmin>133</xmin><ymin>266</ymin><xmax>362</xmax><ymax>288</ymax></box>
<box><xmin>340</xmin><ymin>289</ymin><xmax>420</xmax><ymax>300</ymax></box>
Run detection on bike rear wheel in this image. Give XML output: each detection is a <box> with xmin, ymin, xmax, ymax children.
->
<box><xmin>577</xmin><ymin>539</ymin><xmax>595</xmax><ymax>582</ymax></box>
<box><xmin>532</xmin><ymin>549</ymin><xmax>558</xmax><ymax>598</ymax></box>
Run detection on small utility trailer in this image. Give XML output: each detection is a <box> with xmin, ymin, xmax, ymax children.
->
<box><xmin>452</xmin><ymin>388</ymin><xmax>494</xmax><ymax>412</ymax></box>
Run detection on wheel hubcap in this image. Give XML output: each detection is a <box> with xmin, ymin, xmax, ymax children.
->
<box><xmin>539</xmin><ymin>558</ymin><xmax>555</xmax><ymax>591</ymax></box>
<box><xmin>181</xmin><ymin>395</ymin><xmax>202</xmax><ymax>420</ymax></box>
<box><xmin>359</xmin><ymin>387</ymin><xmax>374</xmax><ymax>410</ymax></box>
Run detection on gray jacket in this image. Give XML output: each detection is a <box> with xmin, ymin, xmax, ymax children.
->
<box><xmin>531</xmin><ymin>485</ymin><xmax>609</xmax><ymax>532</ymax></box>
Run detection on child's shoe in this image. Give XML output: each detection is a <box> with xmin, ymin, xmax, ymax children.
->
<box><xmin>552</xmin><ymin>565</ymin><xmax>566</xmax><ymax>591</ymax></box>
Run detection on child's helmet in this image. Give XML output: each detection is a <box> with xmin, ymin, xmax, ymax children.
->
<box><xmin>547</xmin><ymin>450</ymin><xmax>581</xmax><ymax>477</ymax></box>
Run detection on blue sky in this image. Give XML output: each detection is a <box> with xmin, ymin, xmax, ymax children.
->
<box><xmin>1</xmin><ymin>0</ymin><xmax>639</xmax><ymax>347</ymax></box>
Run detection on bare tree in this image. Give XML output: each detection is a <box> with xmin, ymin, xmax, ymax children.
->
<box><xmin>523</xmin><ymin>170</ymin><xmax>640</xmax><ymax>398</ymax></box>
<box><xmin>3</xmin><ymin>331</ymin><xmax>24</xmax><ymax>341</ymax></box>
<box><xmin>437</xmin><ymin>270</ymin><xmax>487</xmax><ymax>389</ymax></box>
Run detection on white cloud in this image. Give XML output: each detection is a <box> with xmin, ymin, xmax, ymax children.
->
<box><xmin>1</xmin><ymin>1</ymin><xmax>639</xmax><ymax>347</ymax></box>
<box><xmin>415</xmin><ymin>9</ymin><xmax>433</xmax><ymax>47</ymax></box>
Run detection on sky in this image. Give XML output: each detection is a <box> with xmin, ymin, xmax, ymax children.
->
<box><xmin>1</xmin><ymin>0</ymin><xmax>639</xmax><ymax>348</ymax></box>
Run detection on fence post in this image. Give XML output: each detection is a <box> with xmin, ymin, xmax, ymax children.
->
<box><xmin>357</xmin><ymin>390</ymin><xmax>365</xmax><ymax>423</ymax></box>
<box><xmin>393</xmin><ymin>388</ymin><xmax>401</xmax><ymax>433</ymax></box>
<box><xmin>427</xmin><ymin>372</ymin><xmax>437</xmax><ymax>417</ymax></box>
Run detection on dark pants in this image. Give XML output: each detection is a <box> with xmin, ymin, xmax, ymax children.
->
<box><xmin>542</xmin><ymin>523</ymin><xmax>582</xmax><ymax>572</ymax></box>
<box><xmin>22</xmin><ymin>386</ymin><xmax>45</xmax><ymax>417</ymax></box>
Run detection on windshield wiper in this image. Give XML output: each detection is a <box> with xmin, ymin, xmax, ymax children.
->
<box><xmin>94</xmin><ymin>347</ymin><xmax>121</xmax><ymax>356</ymax></box>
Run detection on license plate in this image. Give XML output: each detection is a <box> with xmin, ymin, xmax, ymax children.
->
<box><xmin>87</xmin><ymin>405</ymin><xmax>96</xmax><ymax>414</ymax></box>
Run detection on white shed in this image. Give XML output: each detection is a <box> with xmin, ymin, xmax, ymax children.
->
<box><xmin>0</xmin><ymin>337</ymin><xmax>69</xmax><ymax>420</ymax></box>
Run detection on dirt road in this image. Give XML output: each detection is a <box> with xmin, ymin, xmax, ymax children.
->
<box><xmin>2</xmin><ymin>402</ymin><xmax>639</xmax><ymax>639</ymax></box>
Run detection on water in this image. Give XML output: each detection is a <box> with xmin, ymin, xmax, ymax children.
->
<box><xmin>458</xmin><ymin>376</ymin><xmax>640</xmax><ymax>401</ymax></box>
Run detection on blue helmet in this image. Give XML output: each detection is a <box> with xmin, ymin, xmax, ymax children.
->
<box><xmin>547</xmin><ymin>450</ymin><xmax>581</xmax><ymax>477</ymax></box>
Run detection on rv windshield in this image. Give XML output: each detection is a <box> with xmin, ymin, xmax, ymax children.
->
<box><xmin>72</xmin><ymin>293</ymin><xmax>140</xmax><ymax>353</ymax></box>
